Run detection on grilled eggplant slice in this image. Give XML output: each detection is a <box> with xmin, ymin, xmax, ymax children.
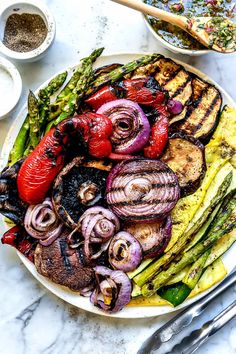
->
<box><xmin>52</xmin><ymin>157</ymin><xmax>112</xmax><ymax>228</ymax></box>
<box><xmin>131</xmin><ymin>57</ymin><xmax>192</xmax><ymax>124</ymax></box>
<box><xmin>173</xmin><ymin>76</ymin><xmax>222</xmax><ymax>140</ymax></box>
<box><xmin>162</xmin><ymin>133</ymin><xmax>206</xmax><ymax>196</ymax></box>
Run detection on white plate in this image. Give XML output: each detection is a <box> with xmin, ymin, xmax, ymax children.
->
<box><xmin>1</xmin><ymin>53</ymin><xmax>236</xmax><ymax>319</ymax></box>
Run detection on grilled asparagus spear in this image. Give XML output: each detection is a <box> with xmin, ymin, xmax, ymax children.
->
<box><xmin>86</xmin><ymin>53</ymin><xmax>163</xmax><ymax>96</ymax></box>
<box><xmin>8</xmin><ymin>115</ymin><xmax>29</xmax><ymax>166</ymax></box>
<box><xmin>38</xmin><ymin>71</ymin><xmax>68</xmax><ymax>126</ymax></box>
<box><xmin>24</xmin><ymin>91</ymin><xmax>40</xmax><ymax>155</ymax></box>
<box><xmin>48</xmin><ymin>48</ymin><xmax>104</xmax><ymax>123</ymax></box>
<box><xmin>8</xmin><ymin>72</ymin><xmax>68</xmax><ymax>165</ymax></box>
<box><xmin>141</xmin><ymin>192</ymin><xmax>236</xmax><ymax>297</ymax></box>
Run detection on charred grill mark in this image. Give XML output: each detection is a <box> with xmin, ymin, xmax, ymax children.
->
<box><xmin>162</xmin><ymin>67</ymin><xmax>182</xmax><ymax>86</ymax></box>
<box><xmin>193</xmin><ymin>94</ymin><xmax>221</xmax><ymax>134</ymax></box>
<box><xmin>172</xmin><ymin>76</ymin><xmax>192</xmax><ymax>99</ymax></box>
<box><xmin>59</xmin><ymin>239</ymin><xmax>72</xmax><ymax>272</ymax></box>
<box><xmin>111</xmin><ymin>198</ymin><xmax>176</xmax><ymax>207</ymax></box>
<box><xmin>109</xmin><ymin>181</ymin><xmax>178</xmax><ymax>193</ymax></box>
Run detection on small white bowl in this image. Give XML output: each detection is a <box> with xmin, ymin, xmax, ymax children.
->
<box><xmin>143</xmin><ymin>14</ymin><xmax>210</xmax><ymax>56</ymax></box>
<box><xmin>0</xmin><ymin>0</ymin><xmax>56</xmax><ymax>62</ymax></box>
<box><xmin>0</xmin><ymin>56</ymin><xmax>22</xmax><ymax>119</ymax></box>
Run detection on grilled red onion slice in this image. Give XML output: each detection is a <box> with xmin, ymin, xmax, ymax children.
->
<box><xmin>97</xmin><ymin>99</ymin><xmax>150</xmax><ymax>154</ymax></box>
<box><xmin>24</xmin><ymin>198</ymin><xmax>63</xmax><ymax>246</ymax></box>
<box><xmin>108</xmin><ymin>231</ymin><xmax>142</xmax><ymax>271</ymax></box>
<box><xmin>106</xmin><ymin>159</ymin><xmax>180</xmax><ymax>222</ymax></box>
<box><xmin>124</xmin><ymin>216</ymin><xmax>172</xmax><ymax>259</ymax></box>
<box><xmin>90</xmin><ymin>266</ymin><xmax>132</xmax><ymax>313</ymax></box>
<box><xmin>79</xmin><ymin>206</ymin><xmax>120</xmax><ymax>259</ymax></box>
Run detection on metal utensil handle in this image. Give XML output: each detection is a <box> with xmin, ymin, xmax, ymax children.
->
<box><xmin>137</xmin><ymin>271</ymin><xmax>236</xmax><ymax>354</ymax></box>
<box><xmin>170</xmin><ymin>300</ymin><xmax>236</xmax><ymax>354</ymax></box>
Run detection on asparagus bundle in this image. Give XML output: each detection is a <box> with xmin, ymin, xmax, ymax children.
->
<box><xmin>48</xmin><ymin>48</ymin><xmax>104</xmax><ymax>123</ymax></box>
<box><xmin>141</xmin><ymin>191</ymin><xmax>236</xmax><ymax>297</ymax></box>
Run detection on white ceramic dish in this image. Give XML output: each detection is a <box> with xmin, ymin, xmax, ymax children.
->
<box><xmin>143</xmin><ymin>14</ymin><xmax>210</xmax><ymax>56</ymax></box>
<box><xmin>0</xmin><ymin>53</ymin><xmax>235</xmax><ymax>318</ymax></box>
<box><xmin>0</xmin><ymin>56</ymin><xmax>22</xmax><ymax>119</ymax></box>
<box><xmin>0</xmin><ymin>0</ymin><xmax>56</xmax><ymax>62</ymax></box>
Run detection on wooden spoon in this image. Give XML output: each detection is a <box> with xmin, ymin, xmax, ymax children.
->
<box><xmin>111</xmin><ymin>0</ymin><xmax>236</xmax><ymax>53</ymax></box>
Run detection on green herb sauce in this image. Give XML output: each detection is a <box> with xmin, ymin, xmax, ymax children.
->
<box><xmin>145</xmin><ymin>0</ymin><xmax>236</xmax><ymax>50</ymax></box>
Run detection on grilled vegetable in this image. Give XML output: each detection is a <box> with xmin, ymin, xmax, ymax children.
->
<box><xmin>158</xmin><ymin>283</ymin><xmax>191</xmax><ymax>307</ymax></box>
<box><xmin>106</xmin><ymin>159</ymin><xmax>180</xmax><ymax>222</ymax></box>
<box><xmin>205</xmin><ymin>228</ymin><xmax>236</xmax><ymax>267</ymax></box>
<box><xmin>0</xmin><ymin>160</ymin><xmax>27</xmax><ymax>224</ymax></box>
<box><xmin>206</xmin><ymin>105</ymin><xmax>236</xmax><ymax>165</ymax></box>
<box><xmin>108</xmin><ymin>231</ymin><xmax>143</xmax><ymax>272</ymax></box>
<box><xmin>124</xmin><ymin>217</ymin><xmax>172</xmax><ymax>259</ymax></box>
<box><xmin>97</xmin><ymin>99</ymin><xmax>151</xmax><ymax>154</ymax></box>
<box><xmin>141</xmin><ymin>191</ymin><xmax>236</xmax><ymax>297</ymax></box>
<box><xmin>79</xmin><ymin>206</ymin><xmax>120</xmax><ymax>259</ymax></box>
<box><xmin>87</xmin><ymin>53</ymin><xmax>163</xmax><ymax>96</ymax></box>
<box><xmin>24</xmin><ymin>91</ymin><xmax>40</xmax><ymax>155</ymax></box>
<box><xmin>90</xmin><ymin>266</ymin><xmax>132</xmax><ymax>313</ymax></box>
<box><xmin>49</xmin><ymin>48</ymin><xmax>104</xmax><ymax>122</ymax></box>
<box><xmin>52</xmin><ymin>158</ymin><xmax>111</xmax><ymax>228</ymax></box>
<box><xmin>144</xmin><ymin>114</ymin><xmax>169</xmax><ymax>159</ymax></box>
<box><xmin>85</xmin><ymin>85</ymin><xmax>118</xmax><ymax>110</ymax></box>
<box><xmin>1</xmin><ymin>225</ymin><xmax>37</xmax><ymax>262</ymax></box>
<box><xmin>183</xmin><ymin>249</ymin><xmax>211</xmax><ymax>290</ymax></box>
<box><xmin>174</xmin><ymin>76</ymin><xmax>222</xmax><ymax>140</ymax></box>
<box><xmin>161</xmin><ymin>133</ymin><xmax>206</xmax><ymax>196</ymax></box>
<box><xmin>8</xmin><ymin>115</ymin><xmax>30</xmax><ymax>166</ymax></box>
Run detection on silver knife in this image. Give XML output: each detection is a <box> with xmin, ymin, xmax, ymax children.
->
<box><xmin>137</xmin><ymin>271</ymin><xmax>236</xmax><ymax>354</ymax></box>
<box><xmin>167</xmin><ymin>300</ymin><xmax>236</xmax><ymax>354</ymax></box>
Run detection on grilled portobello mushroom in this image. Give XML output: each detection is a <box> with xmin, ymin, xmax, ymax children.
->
<box><xmin>161</xmin><ymin>133</ymin><xmax>206</xmax><ymax>196</ymax></box>
<box><xmin>172</xmin><ymin>76</ymin><xmax>222</xmax><ymax>140</ymax></box>
<box><xmin>34</xmin><ymin>233</ymin><xmax>95</xmax><ymax>291</ymax></box>
<box><xmin>52</xmin><ymin>157</ymin><xmax>112</xmax><ymax>228</ymax></box>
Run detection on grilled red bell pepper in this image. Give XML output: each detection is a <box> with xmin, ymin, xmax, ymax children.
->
<box><xmin>85</xmin><ymin>85</ymin><xmax>118</xmax><ymax>110</ymax></box>
<box><xmin>1</xmin><ymin>225</ymin><xmax>37</xmax><ymax>262</ymax></box>
<box><xmin>17</xmin><ymin>114</ymin><xmax>113</xmax><ymax>205</ymax></box>
<box><xmin>121</xmin><ymin>78</ymin><xmax>166</xmax><ymax>106</ymax></box>
<box><xmin>144</xmin><ymin>114</ymin><xmax>169</xmax><ymax>159</ymax></box>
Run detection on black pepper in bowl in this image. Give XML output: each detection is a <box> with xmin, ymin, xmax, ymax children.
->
<box><xmin>3</xmin><ymin>13</ymin><xmax>48</xmax><ymax>53</ymax></box>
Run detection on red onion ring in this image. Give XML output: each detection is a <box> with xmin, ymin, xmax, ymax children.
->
<box><xmin>106</xmin><ymin>159</ymin><xmax>180</xmax><ymax>222</ymax></box>
<box><xmin>97</xmin><ymin>99</ymin><xmax>150</xmax><ymax>154</ymax></box>
<box><xmin>90</xmin><ymin>266</ymin><xmax>132</xmax><ymax>313</ymax></box>
<box><xmin>124</xmin><ymin>216</ymin><xmax>172</xmax><ymax>259</ymax></box>
<box><xmin>24</xmin><ymin>198</ymin><xmax>63</xmax><ymax>246</ymax></box>
<box><xmin>79</xmin><ymin>206</ymin><xmax>120</xmax><ymax>259</ymax></box>
<box><xmin>108</xmin><ymin>231</ymin><xmax>142</xmax><ymax>271</ymax></box>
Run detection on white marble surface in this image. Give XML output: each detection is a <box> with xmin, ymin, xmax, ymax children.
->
<box><xmin>1</xmin><ymin>1</ymin><xmax>236</xmax><ymax>353</ymax></box>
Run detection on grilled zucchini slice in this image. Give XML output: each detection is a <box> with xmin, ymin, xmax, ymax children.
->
<box><xmin>162</xmin><ymin>133</ymin><xmax>206</xmax><ymax>196</ymax></box>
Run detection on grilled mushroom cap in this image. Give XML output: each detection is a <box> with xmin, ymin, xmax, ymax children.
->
<box><xmin>52</xmin><ymin>157</ymin><xmax>112</xmax><ymax>228</ymax></box>
<box><xmin>34</xmin><ymin>233</ymin><xmax>95</xmax><ymax>291</ymax></box>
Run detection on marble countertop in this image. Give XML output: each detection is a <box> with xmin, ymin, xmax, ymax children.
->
<box><xmin>1</xmin><ymin>1</ymin><xmax>236</xmax><ymax>353</ymax></box>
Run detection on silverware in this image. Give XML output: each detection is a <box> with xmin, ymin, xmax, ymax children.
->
<box><xmin>138</xmin><ymin>271</ymin><xmax>236</xmax><ymax>354</ymax></box>
<box><xmin>167</xmin><ymin>300</ymin><xmax>236</xmax><ymax>354</ymax></box>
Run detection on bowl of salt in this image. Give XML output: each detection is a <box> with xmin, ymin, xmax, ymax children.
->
<box><xmin>0</xmin><ymin>56</ymin><xmax>22</xmax><ymax>119</ymax></box>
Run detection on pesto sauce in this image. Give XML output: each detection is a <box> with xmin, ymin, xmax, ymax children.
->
<box><xmin>145</xmin><ymin>0</ymin><xmax>236</xmax><ymax>50</ymax></box>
